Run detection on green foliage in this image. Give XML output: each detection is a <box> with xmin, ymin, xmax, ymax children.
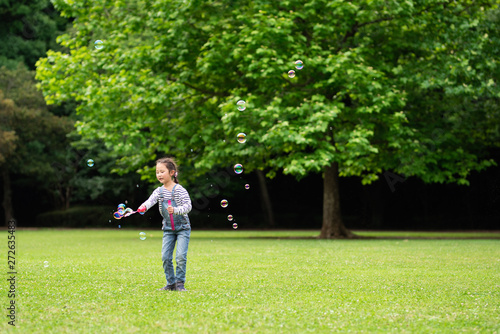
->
<box><xmin>0</xmin><ymin>93</ymin><xmax>18</xmax><ymax>164</ymax></box>
<box><xmin>0</xmin><ymin>1</ymin><xmax>147</xmax><ymax>217</ymax></box>
<box><xmin>0</xmin><ymin>0</ymin><xmax>70</xmax><ymax>70</ymax></box>
<box><xmin>67</xmin><ymin>130</ymin><xmax>145</xmax><ymax>205</ymax></box>
<box><xmin>36</xmin><ymin>0</ymin><xmax>500</xmax><ymax>189</ymax></box>
<box><xmin>7</xmin><ymin>229</ymin><xmax>500</xmax><ymax>333</ymax></box>
<box><xmin>391</xmin><ymin>4</ymin><xmax>500</xmax><ymax>185</ymax></box>
<box><xmin>0</xmin><ymin>66</ymin><xmax>142</xmax><ymax>210</ymax></box>
<box><xmin>0</xmin><ymin>65</ymin><xmax>73</xmax><ymax>178</ymax></box>
<box><xmin>0</xmin><ymin>65</ymin><xmax>82</xmax><ymax>211</ymax></box>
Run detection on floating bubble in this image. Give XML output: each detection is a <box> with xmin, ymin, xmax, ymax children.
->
<box><xmin>113</xmin><ymin>212</ymin><xmax>122</xmax><ymax>220</ymax></box>
<box><xmin>94</xmin><ymin>40</ymin><xmax>104</xmax><ymax>50</ymax></box>
<box><xmin>44</xmin><ymin>261</ymin><xmax>49</xmax><ymax>268</ymax></box>
<box><xmin>233</xmin><ymin>223</ymin><xmax>238</xmax><ymax>229</ymax></box>
<box><xmin>245</xmin><ymin>184</ymin><xmax>250</xmax><ymax>190</ymax></box>
<box><xmin>87</xmin><ymin>159</ymin><xmax>94</xmax><ymax>167</ymax></box>
<box><xmin>139</xmin><ymin>211</ymin><xmax>145</xmax><ymax>215</ymax></box>
<box><xmin>124</xmin><ymin>208</ymin><xmax>133</xmax><ymax>215</ymax></box>
<box><xmin>139</xmin><ymin>232</ymin><xmax>146</xmax><ymax>240</ymax></box>
<box><xmin>288</xmin><ymin>70</ymin><xmax>295</xmax><ymax>78</ymax></box>
<box><xmin>108</xmin><ymin>220</ymin><xmax>111</xmax><ymax>223</ymax></box>
<box><xmin>237</xmin><ymin>100</ymin><xmax>246</xmax><ymax>111</ymax></box>
<box><xmin>118</xmin><ymin>225</ymin><xmax>121</xmax><ymax>228</ymax></box>
<box><xmin>234</xmin><ymin>164</ymin><xmax>243</xmax><ymax>174</ymax></box>
<box><xmin>221</xmin><ymin>199</ymin><xmax>228</xmax><ymax>208</ymax></box>
<box><xmin>295</xmin><ymin>60</ymin><xmax>304</xmax><ymax>70</ymax></box>
<box><xmin>118</xmin><ymin>204</ymin><xmax>126</xmax><ymax>210</ymax></box>
<box><xmin>227</xmin><ymin>215</ymin><xmax>234</xmax><ymax>221</ymax></box>
<box><xmin>237</xmin><ymin>133</ymin><xmax>247</xmax><ymax>144</ymax></box>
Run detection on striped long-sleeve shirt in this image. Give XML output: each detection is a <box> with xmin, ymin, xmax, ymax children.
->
<box><xmin>141</xmin><ymin>184</ymin><xmax>192</xmax><ymax>217</ymax></box>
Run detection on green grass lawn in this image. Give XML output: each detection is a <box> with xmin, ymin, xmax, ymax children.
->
<box><xmin>2</xmin><ymin>229</ymin><xmax>499</xmax><ymax>333</ymax></box>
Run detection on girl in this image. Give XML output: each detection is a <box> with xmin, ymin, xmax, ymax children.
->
<box><xmin>137</xmin><ymin>157</ymin><xmax>192</xmax><ymax>291</ymax></box>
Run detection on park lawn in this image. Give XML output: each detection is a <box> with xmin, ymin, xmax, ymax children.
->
<box><xmin>2</xmin><ymin>229</ymin><xmax>499</xmax><ymax>333</ymax></box>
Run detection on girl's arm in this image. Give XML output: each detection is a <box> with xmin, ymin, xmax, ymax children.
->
<box><xmin>173</xmin><ymin>186</ymin><xmax>192</xmax><ymax>215</ymax></box>
<box><xmin>139</xmin><ymin>188</ymin><xmax>161</xmax><ymax>211</ymax></box>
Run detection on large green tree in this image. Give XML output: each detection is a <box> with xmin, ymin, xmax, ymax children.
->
<box><xmin>37</xmin><ymin>0</ymin><xmax>499</xmax><ymax>237</ymax></box>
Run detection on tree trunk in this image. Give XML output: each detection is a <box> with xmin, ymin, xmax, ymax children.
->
<box><xmin>65</xmin><ymin>185</ymin><xmax>71</xmax><ymax>210</ymax></box>
<box><xmin>464</xmin><ymin>190</ymin><xmax>474</xmax><ymax>229</ymax></box>
<box><xmin>2</xmin><ymin>167</ymin><xmax>14</xmax><ymax>226</ymax></box>
<box><xmin>256</xmin><ymin>169</ymin><xmax>275</xmax><ymax>228</ymax></box>
<box><xmin>419</xmin><ymin>181</ymin><xmax>430</xmax><ymax>228</ymax></box>
<box><xmin>365</xmin><ymin>179</ymin><xmax>385</xmax><ymax>229</ymax></box>
<box><xmin>319</xmin><ymin>162</ymin><xmax>356</xmax><ymax>239</ymax></box>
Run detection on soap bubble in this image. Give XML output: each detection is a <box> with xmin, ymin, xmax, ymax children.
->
<box><xmin>118</xmin><ymin>204</ymin><xmax>126</xmax><ymax>210</ymax></box>
<box><xmin>237</xmin><ymin>100</ymin><xmax>246</xmax><ymax>111</ymax></box>
<box><xmin>118</xmin><ymin>225</ymin><xmax>121</xmax><ymax>228</ymax></box>
<box><xmin>227</xmin><ymin>215</ymin><xmax>234</xmax><ymax>221</ymax></box>
<box><xmin>232</xmin><ymin>223</ymin><xmax>238</xmax><ymax>229</ymax></box>
<box><xmin>245</xmin><ymin>184</ymin><xmax>250</xmax><ymax>189</ymax></box>
<box><xmin>44</xmin><ymin>261</ymin><xmax>49</xmax><ymax>268</ymax></box>
<box><xmin>87</xmin><ymin>159</ymin><xmax>94</xmax><ymax>167</ymax></box>
<box><xmin>94</xmin><ymin>40</ymin><xmax>104</xmax><ymax>50</ymax></box>
<box><xmin>295</xmin><ymin>60</ymin><xmax>304</xmax><ymax>70</ymax></box>
<box><xmin>234</xmin><ymin>164</ymin><xmax>243</xmax><ymax>174</ymax></box>
<box><xmin>288</xmin><ymin>70</ymin><xmax>295</xmax><ymax>78</ymax></box>
<box><xmin>139</xmin><ymin>211</ymin><xmax>145</xmax><ymax>215</ymax></box>
<box><xmin>139</xmin><ymin>232</ymin><xmax>146</xmax><ymax>240</ymax></box>
<box><xmin>237</xmin><ymin>133</ymin><xmax>247</xmax><ymax>143</ymax></box>
<box><xmin>221</xmin><ymin>199</ymin><xmax>228</xmax><ymax>208</ymax></box>
<box><xmin>113</xmin><ymin>212</ymin><xmax>122</xmax><ymax>220</ymax></box>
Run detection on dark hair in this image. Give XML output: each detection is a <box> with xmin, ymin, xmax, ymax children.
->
<box><xmin>156</xmin><ymin>157</ymin><xmax>179</xmax><ymax>184</ymax></box>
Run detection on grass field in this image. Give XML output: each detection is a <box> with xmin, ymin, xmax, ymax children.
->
<box><xmin>2</xmin><ymin>229</ymin><xmax>499</xmax><ymax>333</ymax></box>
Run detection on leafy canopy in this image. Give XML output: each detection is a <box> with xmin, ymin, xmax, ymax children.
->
<box><xmin>37</xmin><ymin>0</ymin><xmax>499</xmax><ymax>187</ymax></box>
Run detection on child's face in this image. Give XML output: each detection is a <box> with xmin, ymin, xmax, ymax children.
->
<box><xmin>156</xmin><ymin>163</ymin><xmax>173</xmax><ymax>184</ymax></box>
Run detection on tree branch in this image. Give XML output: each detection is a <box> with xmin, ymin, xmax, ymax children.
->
<box><xmin>182</xmin><ymin>82</ymin><xmax>229</xmax><ymax>97</ymax></box>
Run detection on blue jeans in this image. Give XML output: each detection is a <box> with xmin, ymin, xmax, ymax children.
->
<box><xmin>161</xmin><ymin>228</ymin><xmax>191</xmax><ymax>285</ymax></box>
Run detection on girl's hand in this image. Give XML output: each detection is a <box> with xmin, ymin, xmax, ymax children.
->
<box><xmin>167</xmin><ymin>206</ymin><xmax>174</xmax><ymax>215</ymax></box>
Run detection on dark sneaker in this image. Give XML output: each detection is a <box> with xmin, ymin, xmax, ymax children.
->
<box><xmin>176</xmin><ymin>282</ymin><xmax>187</xmax><ymax>291</ymax></box>
<box><xmin>159</xmin><ymin>283</ymin><xmax>176</xmax><ymax>291</ymax></box>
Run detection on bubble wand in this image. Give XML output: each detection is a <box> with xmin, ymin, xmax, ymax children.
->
<box><xmin>168</xmin><ymin>200</ymin><xmax>175</xmax><ymax>230</ymax></box>
<box><xmin>114</xmin><ymin>206</ymin><xmax>142</xmax><ymax>220</ymax></box>
<box><xmin>122</xmin><ymin>210</ymin><xmax>138</xmax><ymax>218</ymax></box>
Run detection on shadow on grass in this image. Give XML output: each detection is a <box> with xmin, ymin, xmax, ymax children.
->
<box><xmin>246</xmin><ymin>235</ymin><xmax>500</xmax><ymax>240</ymax></box>
<box><xmin>16</xmin><ymin>228</ymin><xmax>500</xmax><ymax>240</ymax></box>
<box><xmin>245</xmin><ymin>230</ymin><xmax>500</xmax><ymax>240</ymax></box>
